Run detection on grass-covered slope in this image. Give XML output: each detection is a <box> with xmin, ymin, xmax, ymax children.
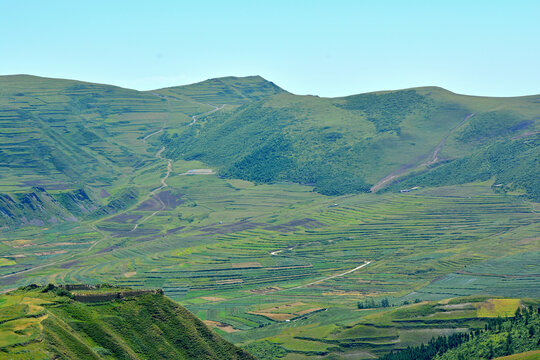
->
<box><xmin>379</xmin><ymin>304</ymin><xmax>540</xmax><ymax>360</ymax></box>
<box><xmin>0</xmin><ymin>75</ymin><xmax>287</xmax><ymax>227</ymax></box>
<box><xmin>389</xmin><ymin>134</ymin><xmax>540</xmax><ymax>200</ymax></box>
<box><xmin>235</xmin><ymin>296</ymin><xmax>539</xmax><ymax>359</ymax></box>
<box><xmin>155</xmin><ymin>75</ymin><xmax>287</xmax><ymax>105</ymax></box>
<box><xmin>0</xmin><ymin>284</ymin><xmax>255</xmax><ymax>360</ymax></box>
<box><xmin>160</xmin><ymin>87</ymin><xmax>540</xmax><ymax>197</ymax></box>
<box><xmin>2</xmin><ymin>74</ymin><xmax>538</xmax><ymax>205</ymax></box>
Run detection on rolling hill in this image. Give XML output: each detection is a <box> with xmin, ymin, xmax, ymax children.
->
<box><xmin>0</xmin><ymin>284</ymin><xmax>255</xmax><ymax>359</ymax></box>
<box><xmin>0</xmin><ymin>75</ymin><xmax>285</xmax><ymax>227</ymax></box>
<box><xmin>160</xmin><ymin>86</ymin><xmax>539</xmax><ymax>197</ymax></box>
<box><xmin>0</xmin><ymin>74</ymin><xmax>539</xmax><ymax>359</ymax></box>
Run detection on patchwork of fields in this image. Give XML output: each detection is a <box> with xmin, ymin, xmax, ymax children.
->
<box><xmin>0</xmin><ymin>165</ymin><xmax>538</xmax><ymax>357</ymax></box>
<box><xmin>1</xmin><ymin>75</ymin><xmax>538</xmax><ymax>358</ymax></box>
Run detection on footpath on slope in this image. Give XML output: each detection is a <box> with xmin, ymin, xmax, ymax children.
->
<box><xmin>370</xmin><ymin>113</ymin><xmax>475</xmax><ymax>192</ymax></box>
<box><xmin>131</xmin><ymin>100</ymin><xmax>224</xmax><ymax>231</ymax></box>
<box><xmin>1</xmin><ymin>100</ymin><xmax>225</xmax><ymax>280</ymax></box>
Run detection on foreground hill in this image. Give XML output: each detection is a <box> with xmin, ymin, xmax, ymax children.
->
<box><xmin>0</xmin><ymin>284</ymin><xmax>255</xmax><ymax>359</ymax></box>
<box><xmin>380</xmin><ymin>303</ymin><xmax>540</xmax><ymax>360</ymax></box>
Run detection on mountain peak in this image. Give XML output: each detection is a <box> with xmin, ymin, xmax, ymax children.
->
<box><xmin>154</xmin><ymin>75</ymin><xmax>286</xmax><ymax>104</ymax></box>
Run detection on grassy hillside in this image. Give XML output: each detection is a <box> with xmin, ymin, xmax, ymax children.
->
<box><xmin>160</xmin><ymin>86</ymin><xmax>540</xmax><ymax>197</ymax></box>
<box><xmin>0</xmin><ymin>284</ymin><xmax>255</xmax><ymax>359</ymax></box>
<box><xmin>379</xmin><ymin>303</ymin><xmax>540</xmax><ymax>360</ymax></box>
<box><xmin>0</xmin><ymin>75</ymin><xmax>538</xmax><ymax>359</ymax></box>
<box><xmin>0</xmin><ymin>75</ymin><xmax>283</xmax><ymax>227</ymax></box>
<box><xmin>234</xmin><ymin>296</ymin><xmax>539</xmax><ymax>359</ymax></box>
<box><xmin>155</xmin><ymin>75</ymin><xmax>286</xmax><ymax>105</ymax></box>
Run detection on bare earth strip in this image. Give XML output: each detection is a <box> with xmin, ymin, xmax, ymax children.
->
<box><xmin>286</xmin><ymin>261</ymin><xmax>371</xmax><ymax>290</ymax></box>
<box><xmin>371</xmin><ymin>113</ymin><xmax>474</xmax><ymax>192</ymax></box>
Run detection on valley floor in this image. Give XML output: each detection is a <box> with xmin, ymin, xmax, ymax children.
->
<box><xmin>0</xmin><ymin>160</ymin><xmax>538</xmax><ymax>358</ymax></box>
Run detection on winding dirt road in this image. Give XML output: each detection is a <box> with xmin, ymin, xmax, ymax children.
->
<box><xmin>130</xmin><ymin>101</ymin><xmax>224</xmax><ymax>231</ymax></box>
<box><xmin>1</xmin><ymin>99</ymin><xmax>224</xmax><ymax>280</ymax></box>
<box><xmin>189</xmin><ymin>104</ymin><xmax>225</xmax><ymax>126</ymax></box>
<box><xmin>286</xmin><ymin>261</ymin><xmax>371</xmax><ymax>290</ymax></box>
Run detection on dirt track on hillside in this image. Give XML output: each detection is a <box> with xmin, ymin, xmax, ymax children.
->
<box><xmin>370</xmin><ymin>113</ymin><xmax>474</xmax><ymax>192</ymax></box>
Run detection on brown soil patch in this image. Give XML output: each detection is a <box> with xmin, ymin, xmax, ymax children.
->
<box><xmin>2</xmin><ymin>254</ymin><xmax>26</xmax><ymax>258</ymax></box>
<box><xmin>108</xmin><ymin>213</ymin><xmax>143</xmax><ymax>223</ymax></box>
<box><xmin>3</xmin><ymin>239</ymin><xmax>34</xmax><ymax>248</ymax></box>
<box><xmin>296</xmin><ymin>308</ymin><xmax>324</xmax><ymax>316</ymax></box>
<box><xmin>249</xmin><ymin>286</ymin><xmax>282</xmax><ymax>294</ymax></box>
<box><xmin>59</xmin><ymin>260</ymin><xmax>82</xmax><ymax>269</ymax></box>
<box><xmin>201</xmin><ymin>296</ymin><xmax>226</xmax><ymax>302</ymax></box>
<box><xmin>31</xmin><ymin>250</ymin><xmax>67</xmax><ymax>256</ymax></box>
<box><xmin>322</xmin><ymin>291</ymin><xmax>368</xmax><ymax>296</ymax></box>
<box><xmin>203</xmin><ymin>320</ymin><xmax>239</xmax><ymax>333</ymax></box>
<box><xmin>135</xmin><ymin>197</ymin><xmax>162</xmax><ymax>211</ymax></box>
<box><xmin>232</xmin><ymin>262</ymin><xmax>262</xmax><ymax>268</ymax></box>
<box><xmin>268</xmin><ymin>302</ymin><xmax>305</xmax><ymax>311</ymax></box>
<box><xmin>248</xmin><ymin>312</ymin><xmax>295</xmax><ymax>321</ymax></box>
<box><xmin>166</xmin><ymin>226</ymin><xmax>185</xmax><ymax>234</ymax></box>
<box><xmin>46</xmin><ymin>241</ymin><xmax>93</xmax><ymax>247</ymax></box>
<box><xmin>157</xmin><ymin>190</ymin><xmax>184</xmax><ymax>210</ymax></box>
<box><xmin>123</xmin><ymin>272</ymin><xmax>137</xmax><ymax>278</ymax></box>
<box><xmin>516</xmin><ymin>237</ymin><xmax>539</xmax><ymax>245</ymax></box>
<box><xmin>440</xmin><ymin>303</ymin><xmax>473</xmax><ymax>310</ymax></box>
<box><xmin>216</xmin><ymin>279</ymin><xmax>244</xmax><ymax>285</ymax></box>
<box><xmin>134</xmin><ymin>191</ymin><xmax>184</xmax><ymax>212</ymax></box>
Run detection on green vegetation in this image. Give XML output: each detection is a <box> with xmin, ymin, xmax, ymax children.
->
<box><xmin>0</xmin><ymin>74</ymin><xmax>538</xmax><ymax>358</ymax></box>
<box><xmin>160</xmin><ymin>86</ymin><xmax>539</xmax><ymax>197</ymax></box>
<box><xmin>242</xmin><ymin>341</ymin><xmax>288</xmax><ymax>360</ymax></box>
<box><xmin>0</xmin><ymin>285</ymin><xmax>254</xmax><ymax>359</ymax></box>
<box><xmin>339</xmin><ymin>89</ymin><xmax>429</xmax><ymax>134</ymax></box>
<box><xmin>391</xmin><ymin>135</ymin><xmax>540</xmax><ymax>201</ymax></box>
<box><xmin>380</xmin><ymin>305</ymin><xmax>540</xmax><ymax>360</ymax></box>
<box><xmin>455</xmin><ymin>111</ymin><xmax>527</xmax><ymax>144</ymax></box>
<box><xmin>156</xmin><ymin>75</ymin><xmax>286</xmax><ymax>105</ymax></box>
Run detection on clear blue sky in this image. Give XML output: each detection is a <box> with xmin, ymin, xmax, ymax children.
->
<box><xmin>1</xmin><ymin>0</ymin><xmax>539</xmax><ymax>97</ymax></box>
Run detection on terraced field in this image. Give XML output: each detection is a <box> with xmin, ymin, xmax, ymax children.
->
<box><xmin>1</xmin><ymin>168</ymin><xmax>537</xmax><ymax>357</ymax></box>
<box><xmin>1</xmin><ymin>75</ymin><xmax>538</xmax><ymax>358</ymax></box>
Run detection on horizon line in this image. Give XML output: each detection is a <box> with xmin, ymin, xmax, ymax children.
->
<box><xmin>2</xmin><ymin>72</ymin><xmax>539</xmax><ymax>100</ymax></box>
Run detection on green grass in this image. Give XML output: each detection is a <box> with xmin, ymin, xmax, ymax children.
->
<box><xmin>494</xmin><ymin>350</ymin><xmax>540</xmax><ymax>360</ymax></box>
<box><xmin>0</xmin><ymin>74</ymin><xmax>538</xmax><ymax>359</ymax></box>
<box><xmin>0</xmin><ymin>285</ymin><xmax>254</xmax><ymax>359</ymax></box>
<box><xmin>160</xmin><ymin>86</ymin><xmax>539</xmax><ymax>197</ymax></box>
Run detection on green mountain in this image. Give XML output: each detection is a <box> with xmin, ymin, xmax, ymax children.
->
<box><xmin>0</xmin><ymin>74</ymin><xmax>539</xmax><ymax>359</ymax></box>
<box><xmin>160</xmin><ymin>87</ymin><xmax>539</xmax><ymax>197</ymax></box>
<box><xmin>0</xmin><ymin>74</ymin><xmax>284</xmax><ymax>227</ymax></box>
<box><xmin>1</xmin><ymin>75</ymin><xmax>538</xmax><ymax>228</ymax></box>
<box><xmin>0</xmin><ymin>284</ymin><xmax>255</xmax><ymax>360</ymax></box>
<box><xmin>155</xmin><ymin>75</ymin><xmax>287</xmax><ymax>104</ymax></box>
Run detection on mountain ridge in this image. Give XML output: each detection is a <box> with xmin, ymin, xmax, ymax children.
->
<box><xmin>3</xmin><ymin>73</ymin><xmax>540</xmax><ymax>99</ymax></box>
<box><xmin>0</xmin><ymin>74</ymin><xmax>538</xmax><ymax>229</ymax></box>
